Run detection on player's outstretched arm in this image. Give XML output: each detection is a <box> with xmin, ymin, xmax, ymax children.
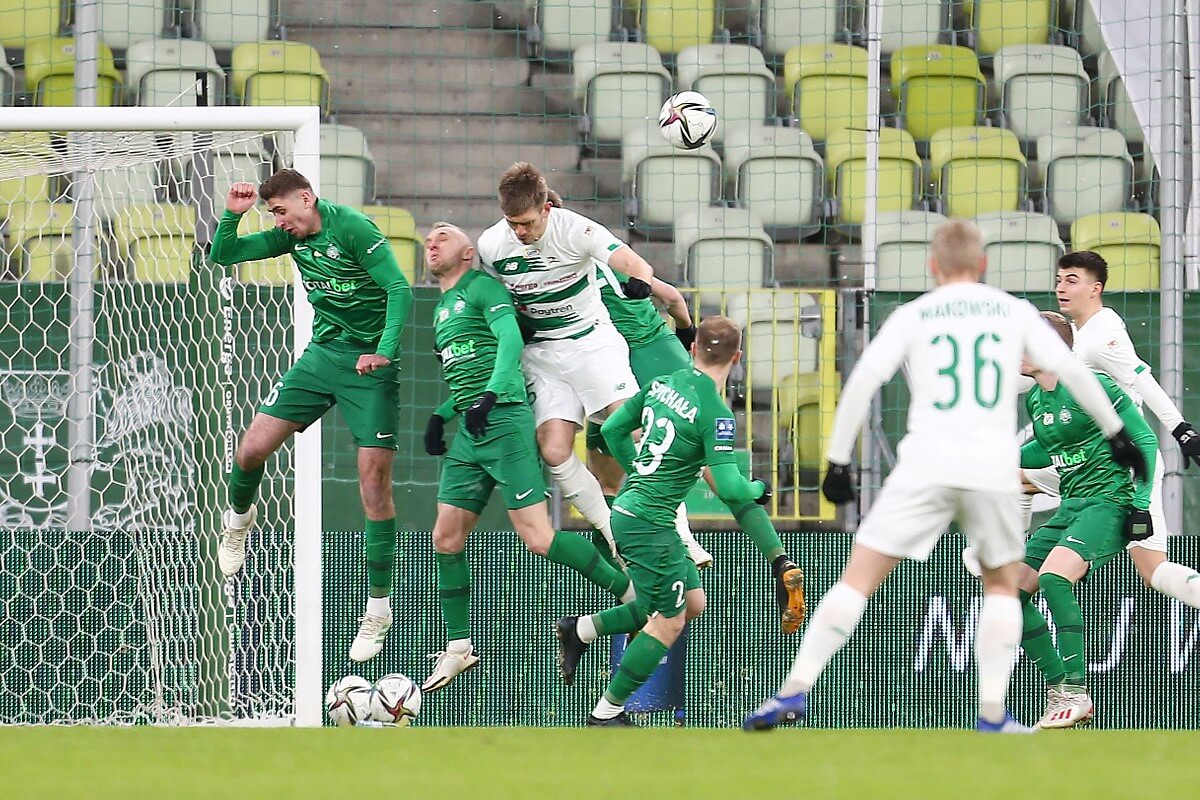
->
<box><xmin>709</xmin><ymin>463</ymin><xmax>768</xmax><ymax>505</ymax></box>
<box><xmin>650</xmin><ymin>278</ymin><xmax>695</xmax><ymax>348</ymax></box>
<box><xmin>606</xmin><ymin>246</ymin><xmax>654</xmax><ymax>297</ymax></box>
<box><xmin>208</xmin><ymin>183</ymin><xmax>293</xmax><ymax>265</ymax></box>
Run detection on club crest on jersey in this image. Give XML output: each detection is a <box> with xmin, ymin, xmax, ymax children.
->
<box><xmin>715</xmin><ymin>418</ymin><xmax>735</xmax><ymax>441</ymax></box>
<box><xmin>326</xmin><ymin>244</ymin><xmax>340</xmax><ymax>259</ymax></box>
<box><xmin>1059</xmin><ymin>408</ymin><xmax>1073</xmax><ymax>424</ymax></box>
<box><xmin>1042</xmin><ymin>413</ymin><xmax>1055</xmax><ymax>426</ymax></box>
<box><xmin>438</xmin><ymin>308</ymin><xmax>450</xmax><ymax>323</ymax></box>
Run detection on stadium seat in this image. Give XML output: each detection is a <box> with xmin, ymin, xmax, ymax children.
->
<box><xmin>231</xmin><ymin>41</ymin><xmax>329</xmax><ymax>116</ymax></box>
<box><xmin>675</xmin><ymin>45</ymin><xmax>775</xmax><ymax>144</ymax></box>
<box><xmin>0</xmin><ymin>0</ymin><xmax>61</xmax><ymax>49</ymax></box>
<box><xmin>190</xmin><ymin>0</ymin><xmax>274</xmax><ymax>50</ymax></box>
<box><xmin>573</xmin><ymin>42</ymin><xmax>672</xmax><ymax>146</ymax></box>
<box><xmin>527</xmin><ymin>0</ymin><xmax>617</xmax><ymax>58</ymax></box>
<box><xmin>1070</xmin><ymin>212</ymin><xmax>1161</xmax><ymax>292</ymax></box>
<box><xmin>637</xmin><ymin>0</ymin><xmax>717</xmax><ymax>56</ymax></box>
<box><xmin>318</xmin><ymin>124</ymin><xmax>374</xmax><ymax>207</ymax></box>
<box><xmin>783</xmin><ymin>44</ymin><xmax>869</xmax><ymax>142</ymax></box>
<box><xmin>726</xmin><ymin>290</ymin><xmax>819</xmax><ymax>406</ymax></box>
<box><xmin>877</xmin><ymin>0</ymin><xmax>946</xmax><ymax>55</ymax></box>
<box><xmin>722</xmin><ymin>122</ymin><xmax>823</xmax><ymax>239</ymax></box>
<box><xmin>673</xmin><ymin>207</ymin><xmax>773</xmax><ymax>299</ymax></box>
<box><xmin>25</xmin><ymin>37</ymin><xmax>122</xmax><ymax>107</ymax></box>
<box><xmin>1036</xmin><ymin>126</ymin><xmax>1133</xmax><ymax>226</ymax></box>
<box><xmin>0</xmin><ymin>44</ymin><xmax>13</xmax><ymax>103</ymax></box>
<box><xmin>112</xmin><ymin>203</ymin><xmax>196</xmax><ymax>282</ymax></box>
<box><xmin>1097</xmin><ymin>51</ymin><xmax>1143</xmax><ymax>153</ymax></box>
<box><xmin>778</xmin><ymin>371</ymin><xmax>826</xmax><ymax>471</ymax></box>
<box><xmin>759</xmin><ymin>0</ymin><xmax>848</xmax><ymax>62</ymax></box>
<box><xmin>0</xmin><ymin>133</ymin><xmax>55</xmax><ymax>210</ymax></box>
<box><xmin>874</xmin><ymin>210</ymin><xmax>946</xmax><ymax>291</ymax></box>
<box><xmin>126</xmin><ymin>38</ymin><xmax>224</xmax><ymax>107</ymax></box>
<box><xmin>97</xmin><ymin>0</ymin><xmax>167</xmax><ymax>51</ymax></box>
<box><xmin>966</xmin><ymin>0</ymin><xmax>1053</xmax><ymax>56</ymax></box>
<box><xmin>975</xmin><ymin>210</ymin><xmax>1064</xmax><ymax>291</ymax></box>
<box><xmin>993</xmin><ymin>45</ymin><xmax>1088</xmax><ymax>144</ymax></box>
<box><xmin>890</xmin><ymin>45</ymin><xmax>984</xmax><ymax>144</ymax></box>
<box><xmin>229</xmin><ymin>208</ymin><xmax>292</xmax><ymax>285</ymax></box>
<box><xmin>825</xmin><ymin>126</ymin><xmax>921</xmax><ymax>229</ymax></box>
<box><xmin>929</xmin><ymin>126</ymin><xmax>1025</xmax><ymax>218</ymax></box>
<box><xmin>622</xmin><ymin>122</ymin><xmax>721</xmax><ymax>237</ymax></box>
<box><xmin>71</xmin><ymin>133</ymin><xmax>163</xmax><ymax>218</ymax></box>
<box><xmin>5</xmin><ymin>202</ymin><xmax>102</xmax><ymax>281</ymax></box>
<box><xmin>360</xmin><ymin>205</ymin><xmax>419</xmax><ymax>285</ymax></box>
<box><xmin>1072</xmin><ymin>0</ymin><xmax>1106</xmax><ymax>63</ymax></box>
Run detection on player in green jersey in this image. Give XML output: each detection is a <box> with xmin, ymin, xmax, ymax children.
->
<box><xmin>208</xmin><ymin>169</ymin><xmax>413</xmax><ymax>662</ymax></box>
<box><xmin>1017</xmin><ymin>312</ymin><xmax>1158</xmax><ymax>728</ymax></box>
<box><xmin>418</xmin><ymin>223</ymin><xmax>637</xmax><ymax>693</ymax></box>
<box><xmin>555</xmin><ymin>316</ymin><xmax>772</xmax><ymax>726</ymax></box>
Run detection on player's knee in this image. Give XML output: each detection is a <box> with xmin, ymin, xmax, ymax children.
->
<box><xmin>431</xmin><ymin>523</ymin><xmax>466</xmax><ymax>555</ymax></box>
<box><xmin>516</xmin><ymin>522</ymin><xmax>553</xmax><ymax>556</ymax></box>
<box><xmin>685</xmin><ymin>589</ymin><xmax>706</xmax><ymax>620</ymax></box>
<box><xmin>234</xmin><ymin>442</ymin><xmax>269</xmax><ymax>471</ymax></box>
<box><xmin>539</xmin><ymin>439</ymin><xmax>572</xmax><ymax>468</ymax></box>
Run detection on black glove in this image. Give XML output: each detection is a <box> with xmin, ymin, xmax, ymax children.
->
<box><xmin>1173</xmin><ymin>422</ymin><xmax>1200</xmax><ymax>469</ymax></box>
<box><xmin>465</xmin><ymin>391</ymin><xmax>498</xmax><ymax>437</ymax></box>
<box><xmin>423</xmin><ymin>415</ymin><xmax>447</xmax><ymax>456</ymax></box>
<box><xmin>624</xmin><ymin>277</ymin><xmax>652</xmax><ymax>300</ymax></box>
<box><xmin>821</xmin><ymin>462</ymin><xmax>855</xmax><ymax>505</ymax></box>
<box><xmin>1123</xmin><ymin>507</ymin><xmax>1153</xmax><ymax>542</ymax></box>
<box><xmin>675</xmin><ymin>325</ymin><xmax>696</xmax><ymax>351</ymax></box>
<box><xmin>1106</xmin><ymin>428</ymin><xmax>1148</xmax><ymax>481</ymax></box>
<box><xmin>754</xmin><ymin>480</ymin><xmax>773</xmax><ymax>506</ymax></box>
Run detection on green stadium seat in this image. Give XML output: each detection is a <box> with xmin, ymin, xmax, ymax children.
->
<box><xmin>825</xmin><ymin>126</ymin><xmax>921</xmax><ymax>229</ymax></box>
<box><xmin>97</xmin><ymin>0</ymin><xmax>167</xmax><ymax>51</ymax></box>
<box><xmin>1036</xmin><ymin>126</ymin><xmax>1133</xmax><ymax>226</ymax></box>
<box><xmin>726</xmin><ymin>290</ymin><xmax>818</xmax><ymax>407</ymax></box>
<box><xmin>877</xmin><ymin>0</ymin><xmax>946</xmax><ymax>55</ymax></box>
<box><xmin>929</xmin><ymin>126</ymin><xmax>1025</xmax><ymax>218</ymax></box>
<box><xmin>722</xmin><ymin>122</ymin><xmax>823</xmax><ymax>239</ymax></box>
<box><xmin>673</xmin><ymin>206</ymin><xmax>773</xmax><ymax>299</ymax></box>
<box><xmin>231</xmin><ymin>208</ymin><xmax>292</xmax><ymax>285</ymax></box>
<box><xmin>25</xmin><ymin>37</ymin><xmax>122</xmax><ymax>107</ymax></box>
<box><xmin>230</xmin><ymin>41</ymin><xmax>329</xmax><ymax>116</ymax></box>
<box><xmin>1097</xmin><ymin>51</ymin><xmax>1143</xmax><ymax>153</ymax></box>
<box><xmin>874</xmin><ymin>210</ymin><xmax>946</xmax><ymax>291</ymax></box>
<box><xmin>890</xmin><ymin>44</ymin><xmax>984</xmax><ymax>143</ymax></box>
<box><xmin>573</xmin><ymin>42</ymin><xmax>672</xmax><ymax>146</ymax></box>
<box><xmin>622</xmin><ymin>122</ymin><xmax>721</xmax><ymax>238</ymax></box>
<box><xmin>637</xmin><ymin>0</ymin><xmax>717</xmax><ymax>56</ymax></box>
<box><xmin>126</xmin><ymin>38</ymin><xmax>224</xmax><ymax>107</ymax></box>
<box><xmin>1070</xmin><ymin>212</ymin><xmax>1161</xmax><ymax>292</ymax></box>
<box><xmin>0</xmin><ymin>0</ymin><xmax>61</xmax><ymax>49</ymax></box>
<box><xmin>759</xmin><ymin>1</ymin><xmax>848</xmax><ymax>62</ymax></box>
<box><xmin>360</xmin><ymin>205</ymin><xmax>419</xmax><ymax>285</ymax></box>
<box><xmin>966</xmin><ymin>0</ymin><xmax>1053</xmax><ymax>56</ymax></box>
<box><xmin>993</xmin><ymin>44</ymin><xmax>1088</xmax><ymax>143</ymax></box>
<box><xmin>0</xmin><ymin>133</ymin><xmax>55</xmax><ymax>210</ymax></box>
<box><xmin>784</xmin><ymin>44</ymin><xmax>869</xmax><ymax>142</ymax></box>
<box><xmin>191</xmin><ymin>0</ymin><xmax>274</xmax><ymax>50</ymax></box>
<box><xmin>527</xmin><ymin>0</ymin><xmax>617</xmax><ymax>58</ymax></box>
<box><xmin>5</xmin><ymin>202</ymin><xmax>102</xmax><ymax>282</ymax></box>
<box><xmin>975</xmin><ymin>210</ymin><xmax>1064</xmax><ymax>291</ymax></box>
<box><xmin>675</xmin><ymin>45</ymin><xmax>775</xmax><ymax>145</ymax></box>
<box><xmin>112</xmin><ymin>203</ymin><xmax>196</xmax><ymax>282</ymax></box>
<box><xmin>319</xmin><ymin>124</ymin><xmax>374</xmax><ymax>207</ymax></box>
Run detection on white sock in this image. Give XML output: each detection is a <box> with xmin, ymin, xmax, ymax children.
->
<box><xmin>548</xmin><ymin>455</ymin><xmax>611</xmax><ymax>534</ymax></box>
<box><xmin>781</xmin><ymin>582</ymin><xmax>867</xmax><ymax>696</ymax></box>
<box><xmin>447</xmin><ymin>637</ymin><xmax>473</xmax><ymax>654</ymax></box>
<box><xmin>620</xmin><ymin>582</ymin><xmax>636</xmax><ymax>604</ymax></box>
<box><xmin>1018</xmin><ymin>493</ymin><xmax>1033</xmax><ymax>531</ymax></box>
<box><xmin>674</xmin><ymin>503</ymin><xmax>699</xmax><ymax>544</ymax></box>
<box><xmin>366</xmin><ymin>595</ymin><xmax>391</xmax><ymax>617</ymax></box>
<box><xmin>591</xmin><ymin>696</ymin><xmax>624</xmax><ymax>720</ymax></box>
<box><xmin>1151</xmin><ymin>562</ymin><xmax>1200</xmax><ymax>608</ymax></box>
<box><xmin>227</xmin><ymin>507</ymin><xmax>253</xmax><ymax>528</ymax></box>
<box><xmin>974</xmin><ymin>593</ymin><xmax>1022</xmax><ymax>724</ymax></box>
<box><xmin>577</xmin><ymin>616</ymin><xmax>598</xmax><ymax>644</ymax></box>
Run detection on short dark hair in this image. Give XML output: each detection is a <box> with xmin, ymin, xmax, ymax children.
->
<box><xmin>497</xmin><ymin>162</ymin><xmax>548</xmax><ymax>216</ymax></box>
<box><xmin>1058</xmin><ymin>251</ymin><xmax>1108</xmax><ymax>288</ymax></box>
<box><xmin>1039</xmin><ymin>310</ymin><xmax>1074</xmax><ymax>348</ymax></box>
<box><xmin>695</xmin><ymin>316</ymin><xmax>741</xmax><ymax>366</ymax></box>
<box><xmin>259</xmin><ymin>169</ymin><xmax>313</xmax><ymax>202</ymax></box>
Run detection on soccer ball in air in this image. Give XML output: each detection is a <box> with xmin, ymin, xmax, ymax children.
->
<box><xmin>659</xmin><ymin>91</ymin><xmax>718</xmax><ymax>150</ymax></box>
<box><xmin>368</xmin><ymin>673</ymin><xmax>422</xmax><ymax>726</ymax></box>
<box><xmin>326</xmin><ymin>675</ymin><xmax>372</xmax><ymax>726</ymax></box>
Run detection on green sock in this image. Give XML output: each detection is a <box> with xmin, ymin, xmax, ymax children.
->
<box><xmin>604</xmin><ymin>633</ymin><xmax>670</xmax><ymax>705</ymax></box>
<box><xmin>592</xmin><ymin>602</ymin><xmax>647</xmax><ymax>636</ymax></box>
<box><xmin>730</xmin><ymin>502</ymin><xmax>786</xmax><ymax>562</ymax></box>
<box><xmin>1020</xmin><ymin>591</ymin><xmax>1066</xmax><ymax>686</ymax></box>
<box><xmin>1040</xmin><ymin>573</ymin><xmax>1086</xmax><ymax>684</ymax></box>
<box><xmin>546</xmin><ymin>531</ymin><xmax>630</xmax><ymax>598</ymax></box>
<box><xmin>592</xmin><ymin>495</ymin><xmax>621</xmax><ymax>572</ymax></box>
<box><xmin>435</xmin><ymin>551</ymin><xmax>471</xmax><ymax>640</ymax></box>
<box><xmin>364</xmin><ymin>517</ymin><xmax>396</xmax><ymax>598</ymax></box>
<box><xmin>228</xmin><ymin>462</ymin><xmax>264</xmax><ymax>514</ymax></box>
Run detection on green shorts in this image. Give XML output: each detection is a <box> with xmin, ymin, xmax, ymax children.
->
<box><xmin>437</xmin><ymin>403</ymin><xmax>548</xmax><ymax>514</ymax></box>
<box><xmin>260</xmin><ymin>340</ymin><xmax>399</xmax><ymax>450</ymax></box>
<box><xmin>1024</xmin><ymin>497</ymin><xmax>1127</xmax><ymax>572</ymax></box>
<box><xmin>587</xmin><ymin>335</ymin><xmax>691</xmax><ymax>454</ymax></box>
<box><xmin>611</xmin><ymin>506</ymin><xmax>693</xmax><ymax>619</ymax></box>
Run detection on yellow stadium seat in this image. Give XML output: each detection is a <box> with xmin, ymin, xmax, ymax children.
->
<box><xmin>112</xmin><ymin>203</ymin><xmax>196</xmax><ymax>282</ymax></box>
<box><xmin>975</xmin><ymin>210</ymin><xmax>1064</xmax><ymax>292</ymax></box>
<box><xmin>622</xmin><ymin>122</ymin><xmax>721</xmax><ymax>238</ymax></box>
<box><xmin>673</xmin><ymin>207</ymin><xmax>773</xmax><ymax>302</ymax></box>
<box><xmin>874</xmin><ymin>210</ymin><xmax>947</xmax><ymax>292</ymax></box>
<box><xmin>968</xmin><ymin>0</ymin><xmax>1052</xmax><ymax>56</ymax></box>
<box><xmin>0</xmin><ymin>132</ymin><xmax>56</xmax><ymax>209</ymax></box>
<box><xmin>360</xmin><ymin>205</ymin><xmax>419</xmax><ymax>285</ymax></box>
<box><xmin>779</xmin><ymin>372</ymin><xmax>828</xmax><ymax>471</ymax></box>
<box><xmin>784</xmin><ymin>44</ymin><xmax>869</xmax><ymax>142</ymax></box>
<box><xmin>231</xmin><ymin>41</ymin><xmax>329</xmax><ymax>116</ymax></box>
<box><xmin>825</xmin><ymin>127</ymin><xmax>921</xmax><ymax>228</ymax></box>
<box><xmin>25</xmin><ymin>37</ymin><xmax>122</xmax><ymax>107</ymax></box>
<box><xmin>231</xmin><ymin>209</ymin><xmax>293</xmax><ymax>285</ymax></box>
<box><xmin>638</xmin><ymin>0</ymin><xmax>716</xmax><ymax>55</ymax></box>
<box><xmin>726</xmin><ymin>291</ymin><xmax>818</xmax><ymax>408</ymax></box>
<box><xmin>722</xmin><ymin>122</ymin><xmax>823</xmax><ymax>239</ymax></box>
<box><xmin>1070</xmin><ymin>212</ymin><xmax>1161</xmax><ymax>292</ymax></box>
<box><xmin>0</xmin><ymin>0</ymin><xmax>60</xmax><ymax>49</ymax></box>
<box><xmin>890</xmin><ymin>45</ymin><xmax>984</xmax><ymax>143</ymax></box>
<box><xmin>6</xmin><ymin>202</ymin><xmax>102</xmax><ymax>282</ymax></box>
<box><xmin>929</xmin><ymin>126</ymin><xmax>1025</xmax><ymax>218</ymax></box>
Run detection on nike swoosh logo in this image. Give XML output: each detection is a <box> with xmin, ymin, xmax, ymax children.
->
<box><xmin>1065</xmin><ymin>536</ymin><xmax>1084</xmax><ymax>544</ymax></box>
<box><xmin>489</xmin><ymin>304</ymin><xmax>508</xmax><ymax>312</ymax></box>
<box><xmin>1063</xmin><ymin>654</ymin><xmax>1078</xmax><ymax>661</ymax></box>
<box><xmin>376</xmin><ymin>432</ymin><xmax>394</xmax><ymax>439</ymax></box>
<box><xmin>515</xmin><ymin>489</ymin><xmax>534</xmax><ymax>500</ymax></box>
<box><xmin>366</xmin><ymin>239</ymin><xmax>385</xmax><ymax>254</ymax></box>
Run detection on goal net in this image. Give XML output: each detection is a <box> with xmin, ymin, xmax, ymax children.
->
<box><xmin>0</xmin><ymin>108</ymin><xmax>322</xmax><ymax>725</ymax></box>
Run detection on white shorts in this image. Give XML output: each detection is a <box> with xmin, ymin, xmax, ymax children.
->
<box><xmin>856</xmin><ymin>468</ymin><xmax>1025</xmax><ymax>569</ymax></box>
<box><xmin>1022</xmin><ymin>454</ymin><xmax>1169</xmax><ymax>553</ymax></box>
<box><xmin>521</xmin><ymin>322</ymin><xmax>638</xmax><ymax>427</ymax></box>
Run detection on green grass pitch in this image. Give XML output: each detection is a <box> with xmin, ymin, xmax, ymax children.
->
<box><xmin>2</xmin><ymin>727</ymin><xmax>1198</xmax><ymax>799</ymax></box>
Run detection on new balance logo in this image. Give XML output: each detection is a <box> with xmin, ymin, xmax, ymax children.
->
<box><xmin>515</xmin><ymin>489</ymin><xmax>534</xmax><ymax>500</ymax></box>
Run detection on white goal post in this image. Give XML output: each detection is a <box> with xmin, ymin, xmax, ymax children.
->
<box><xmin>0</xmin><ymin>106</ymin><xmax>323</xmax><ymax>726</ymax></box>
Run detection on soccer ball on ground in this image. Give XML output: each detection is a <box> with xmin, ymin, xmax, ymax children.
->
<box><xmin>369</xmin><ymin>673</ymin><xmax>422</xmax><ymax>726</ymax></box>
<box><xmin>658</xmin><ymin>91</ymin><xmax>718</xmax><ymax>150</ymax></box>
<box><xmin>326</xmin><ymin>675</ymin><xmax>372</xmax><ymax>726</ymax></box>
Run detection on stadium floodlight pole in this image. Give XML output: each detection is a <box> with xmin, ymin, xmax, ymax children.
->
<box><xmin>859</xmin><ymin>0</ymin><xmax>884</xmax><ymax>514</ymax></box>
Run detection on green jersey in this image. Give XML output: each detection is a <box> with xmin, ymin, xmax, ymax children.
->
<box><xmin>433</xmin><ymin>269</ymin><xmax>526</xmax><ymax>413</ymax></box>
<box><xmin>595</xmin><ymin>260</ymin><xmax>673</xmax><ymax>349</ymax></box>
<box><xmin>210</xmin><ymin>199</ymin><xmax>412</xmax><ymax>359</ymax></box>
<box><xmin>1022</xmin><ymin>371</ymin><xmax>1157</xmax><ymax>508</ymax></box>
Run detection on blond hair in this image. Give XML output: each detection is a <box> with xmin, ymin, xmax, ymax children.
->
<box><xmin>497</xmin><ymin>162</ymin><xmax>548</xmax><ymax>216</ymax></box>
<box><xmin>930</xmin><ymin>219</ymin><xmax>985</xmax><ymax>277</ymax></box>
<box><xmin>695</xmin><ymin>316</ymin><xmax>741</xmax><ymax>366</ymax></box>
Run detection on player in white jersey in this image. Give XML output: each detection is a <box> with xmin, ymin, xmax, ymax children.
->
<box><xmin>743</xmin><ymin>220</ymin><xmax>1148</xmax><ymax>734</ymax></box>
<box><xmin>476</xmin><ymin>163</ymin><xmax>655</xmax><ymax>549</ymax></box>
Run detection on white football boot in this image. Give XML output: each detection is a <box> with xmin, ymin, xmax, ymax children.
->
<box><xmin>422</xmin><ymin>647</ymin><xmax>481</xmax><ymax>692</ymax></box>
<box><xmin>675</xmin><ymin>503</ymin><xmax>713</xmax><ymax>570</ymax></box>
<box><xmin>349</xmin><ymin>610</ymin><xmax>393</xmax><ymax>662</ymax></box>
<box><xmin>1035</xmin><ymin>685</ymin><xmax>1066</xmax><ymax>728</ymax></box>
<box><xmin>218</xmin><ymin>507</ymin><xmax>257</xmax><ymax>577</ymax></box>
<box><xmin>1039</xmin><ymin>686</ymin><xmax>1095</xmax><ymax>729</ymax></box>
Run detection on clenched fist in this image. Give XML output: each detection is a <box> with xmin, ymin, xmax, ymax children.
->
<box><xmin>226</xmin><ymin>182</ymin><xmax>258</xmax><ymax>214</ymax></box>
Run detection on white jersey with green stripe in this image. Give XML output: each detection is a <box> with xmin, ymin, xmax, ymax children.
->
<box><xmin>476</xmin><ymin>207</ymin><xmax>626</xmax><ymax>341</ymax></box>
<box><xmin>1071</xmin><ymin>307</ymin><xmax>1146</xmax><ymax>407</ymax></box>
